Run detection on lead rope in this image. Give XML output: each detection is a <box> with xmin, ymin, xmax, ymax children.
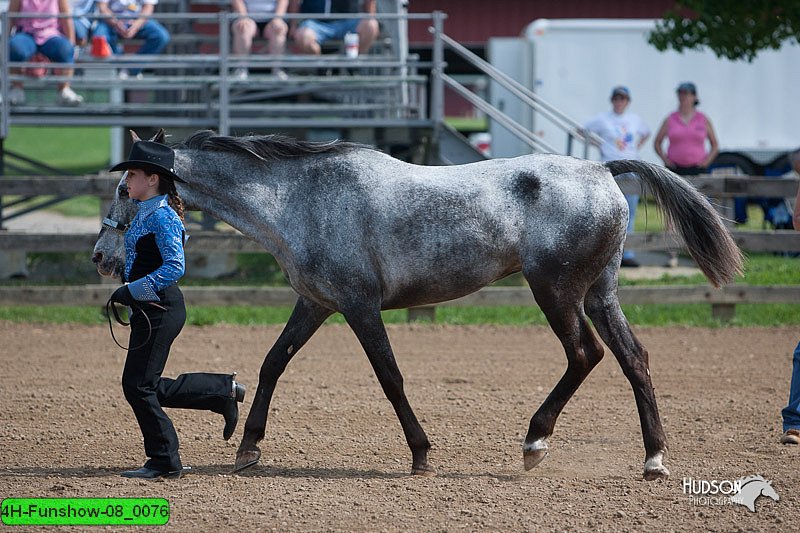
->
<box><xmin>105</xmin><ymin>298</ymin><xmax>167</xmax><ymax>351</ymax></box>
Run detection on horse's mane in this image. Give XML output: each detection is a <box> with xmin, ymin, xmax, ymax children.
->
<box><xmin>175</xmin><ymin>130</ymin><xmax>365</xmax><ymax>162</ymax></box>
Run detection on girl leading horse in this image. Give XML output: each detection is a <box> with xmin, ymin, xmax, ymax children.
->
<box><xmin>93</xmin><ymin>130</ymin><xmax>743</xmax><ymax>480</ymax></box>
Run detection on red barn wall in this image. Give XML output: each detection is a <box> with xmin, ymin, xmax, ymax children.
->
<box><xmin>406</xmin><ymin>0</ymin><xmax>676</xmax><ymax>45</ymax></box>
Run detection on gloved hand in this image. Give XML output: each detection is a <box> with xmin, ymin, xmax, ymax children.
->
<box><xmin>110</xmin><ymin>285</ymin><xmax>136</xmax><ymax>306</ymax></box>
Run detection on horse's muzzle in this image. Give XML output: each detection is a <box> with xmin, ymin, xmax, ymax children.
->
<box><xmin>92</xmin><ymin>252</ymin><xmax>121</xmax><ymax>278</ymax></box>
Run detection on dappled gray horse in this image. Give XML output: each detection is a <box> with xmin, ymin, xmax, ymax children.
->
<box><xmin>93</xmin><ymin>129</ymin><xmax>743</xmax><ymax>480</ymax></box>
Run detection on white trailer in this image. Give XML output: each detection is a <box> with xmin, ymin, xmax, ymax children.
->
<box><xmin>488</xmin><ymin>18</ymin><xmax>800</xmax><ymax>174</ymax></box>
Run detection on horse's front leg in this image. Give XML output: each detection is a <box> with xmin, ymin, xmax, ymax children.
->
<box><xmin>343</xmin><ymin>305</ymin><xmax>435</xmax><ymax>476</ymax></box>
<box><xmin>233</xmin><ymin>297</ymin><xmax>332</xmax><ymax>472</ymax></box>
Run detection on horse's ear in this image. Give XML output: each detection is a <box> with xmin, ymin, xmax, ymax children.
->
<box><xmin>151</xmin><ymin>128</ymin><xmax>167</xmax><ymax>143</ymax></box>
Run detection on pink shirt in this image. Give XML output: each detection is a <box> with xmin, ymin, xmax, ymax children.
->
<box><xmin>666</xmin><ymin>111</ymin><xmax>709</xmax><ymax>167</ymax></box>
<box><xmin>16</xmin><ymin>0</ymin><xmax>63</xmax><ymax>46</ymax></box>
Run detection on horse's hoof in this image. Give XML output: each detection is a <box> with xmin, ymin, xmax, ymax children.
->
<box><xmin>643</xmin><ymin>452</ymin><xmax>669</xmax><ymax>481</ymax></box>
<box><xmin>523</xmin><ymin>449</ymin><xmax>548</xmax><ymax>470</ymax></box>
<box><xmin>232</xmin><ymin>448</ymin><xmax>261</xmax><ymax>473</ymax></box>
<box><xmin>411</xmin><ymin>464</ymin><xmax>437</xmax><ymax>477</ymax></box>
<box><xmin>643</xmin><ymin>466</ymin><xmax>670</xmax><ymax>481</ymax></box>
<box><xmin>523</xmin><ymin>439</ymin><xmax>549</xmax><ymax>470</ymax></box>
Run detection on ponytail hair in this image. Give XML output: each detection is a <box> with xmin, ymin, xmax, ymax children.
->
<box><xmin>157</xmin><ymin>175</ymin><xmax>185</xmax><ymax>221</ymax></box>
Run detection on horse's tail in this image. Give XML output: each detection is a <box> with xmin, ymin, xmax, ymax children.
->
<box><xmin>605</xmin><ymin>160</ymin><xmax>744</xmax><ymax>287</ymax></box>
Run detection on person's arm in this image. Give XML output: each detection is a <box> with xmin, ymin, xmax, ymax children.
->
<box><xmin>794</xmin><ymin>183</ymin><xmax>800</xmax><ymax>231</ymax></box>
<box><xmin>96</xmin><ymin>1</ymin><xmax>126</xmax><ymax>36</ymax></box>
<box><xmin>58</xmin><ymin>0</ymin><xmax>76</xmax><ymax>44</ymax></box>
<box><xmin>268</xmin><ymin>0</ymin><xmax>288</xmax><ymax>30</ymax></box>
<box><xmin>231</xmin><ymin>0</ymin><xmax>247</xmax><ymax>16</ymax></box>
<box><xmin>8</xmin><ymin>0</ymin><xmax>21</xmax><ymax>27</ymax></box>
<box><xmin>701</xmin><ymin>118</ymin><xmax>720</xmax><ymax>168</ymax></box>
<box><xmin>580</xmin><ymin>116</ymin><xmax>602</xmax><ymax>146</ymax></box>
<box><xmin>287</xmin><ymin>0</ymin><xmax>301</xmax><ymax>37</ymax></box>
<box><xmin>121</xmin><ymin>2</ymin><xmax>154</xmax><ymax>39</ymax></box>
<box><xmin>363</xmin><ymin>0</ymin><xmax>376</xmax><ymax>14</ymax></box>
<box><xmin>637</xmin><ymin>119</ymin><xmax>651</xmax><ymax>150</ymax></box>
<box><xmin>653</xmin><ymin>118</ymin><xmax>673</xmax><ymax>167</ymax></box>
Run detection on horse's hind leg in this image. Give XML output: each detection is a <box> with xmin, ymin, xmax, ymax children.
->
<box><xmin>584</xmin><ymin>268</ymin><xmax>669</xmax><ymax>481</ymax></box>
<box><xmin>342</xmin><ymin>304</ymin><xmax>434</xmax><ymax>476</ymax></box>
<box><xmin>522</xmin><ymin>272</ymin><xmax>605</xmax><ymax>471</ymax></box>
<box><xmin>234</xmin><ymin>297</ymin><xmax>332</xmax><ymax>472</ymax></box>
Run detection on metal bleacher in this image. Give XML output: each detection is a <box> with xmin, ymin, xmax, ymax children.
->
<box><xmin>0</xmin><ymin>2</ymin><xmax>435</xmax><ymax>150</ymax></box>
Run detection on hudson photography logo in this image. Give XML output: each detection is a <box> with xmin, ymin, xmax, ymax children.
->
<box><xmin>682</xmin><ymin>475</ymin><xmax>779</xmax><ymax>512</ymax></box>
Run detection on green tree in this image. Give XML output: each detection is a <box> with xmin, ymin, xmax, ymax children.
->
<box><xmin>648</xmin><ymin>0</ymin><xmax>800</xmax><ymax>62</ymax></box>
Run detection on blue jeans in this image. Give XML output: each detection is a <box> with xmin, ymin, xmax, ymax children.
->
<box><xmin>623</xmin><ymin>193</ymin><xmax>639</xmax><ymax>259</ymax></box>
<box><xmin>9</xmin><ymin>32</ymin><xmax>74</xmax><ymax>63</ymax></box>
<box><xmin>782</xmin><ymin>341</ymin><xmax>800</xmax><ymax>431</ymax></box>
<box><xmin>92</xmin><ymin>19</ymin><xmax>170</xmax><ymax>75</ymax></box>
<box><xmin>74</xmin><ymin>16</ymin><xmax>92</xmax><ymax>44</ymax></box>
<box><xmin>298</xmin><ymin>18</ymin><xmax>359</xmax><ymax>44</ymax></box>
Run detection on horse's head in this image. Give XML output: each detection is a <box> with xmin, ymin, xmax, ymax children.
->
<box><xmin>91</xmin><ymin>128</ymin><xmax>167</xmax><ymax>279</ymax></box>
<box><xmin>761</xmin><ymin>480</ymin><xmax>780</xmax><ymax>502</ymax></box>
<box><xmin>92</xmin><ymin>173</ymin><xmax>137</xmax><ymax>279</ymax></box>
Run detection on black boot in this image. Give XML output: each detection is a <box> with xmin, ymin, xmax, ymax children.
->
<box><xmin>222</xmin><ymin>374</ymin><xmax>246</xmax><ymax>441</ymax></box>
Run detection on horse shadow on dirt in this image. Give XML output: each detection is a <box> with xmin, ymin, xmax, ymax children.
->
<box><xmin>0</xmin><ymin>467</ymin><xmax>126</xmax><ymax>479</ymax></box>
<box><xmin>0</xmin><ymin>465</ymin><xmax>523</xmax><ymax>483</ymax></box>
<box><xmin>202</xmin><ymin>464</ymin><xmax>520</xmax><ymax>482</ymax></box>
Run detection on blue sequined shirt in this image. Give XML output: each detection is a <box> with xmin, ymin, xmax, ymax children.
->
<box><xmin>124</xmin><ymin>195</ymin><xmax>186</xmax><ymax>301</ymax></box>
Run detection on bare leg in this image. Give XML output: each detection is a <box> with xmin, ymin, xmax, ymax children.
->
<box><xmin>264</xmin><ymin>18</ymin><xmax>288</xmax><ymax>56</ymax></box>
<box><xmin>522</xmin><ymin>271</ymin><xmax>605</xmax><ymax>470</ymax></box>
<box><xmin>293</xmin><ymin>26</ymin><xmax>321</xmax><ymax>55</ymax></box>
<box><xmin>53</xmin><ymin>66</ymin><xmax>74</xmax><ymax>92</ymax></box>
<box><xmin>343</xmin><ymin>305</ymin><xmax>434</xmax><ymax>476</ymax></box>
<box><xmin>234</xmin><ymin>297</ymin><xmax>332</xmax><ymax>472</ymax></box>
<box><xmin>585</xmin><ymin>267</ymin><xmax>669</xmax><ymax>480</ymax></box>
<box><xmin>232</xmin><ymin>17</ymin><xmax>257</xmax><ymax>56</ymax></box>
<box><xmin>356</xmin><ymin>18</ymin><xmax>379</xmax><ymax>54</ymax></box>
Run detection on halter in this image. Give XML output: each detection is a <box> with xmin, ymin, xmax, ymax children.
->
<box><xmin>105</xmin><ymin>297</ymin><xmax>167</xmax><ymax>351</ymax></box>
<box><xmin>102</xmin><ymin>217</ymin><xmax>129</xmax><ymax>233</ymax></box>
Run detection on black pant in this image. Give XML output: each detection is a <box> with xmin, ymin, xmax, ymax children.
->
<box><xmin>674</xmin><ymin>165</ymin><xmax>705</xmax><ymax>176</ymax></box>
<box><xmin>121</xmin><ymin>285</ymin><xmax>232</xmax><ymax>471</ymax></box>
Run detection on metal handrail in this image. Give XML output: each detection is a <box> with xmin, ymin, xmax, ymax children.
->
<box><xmin>442</xmin><ymin>74</ymin><xmax>556</xmax><ymax>153</ymax></box>
<box><xmin>428</xmin><ymin>27</ymin><xmax>603</xmax><ymax>157</ymax></box>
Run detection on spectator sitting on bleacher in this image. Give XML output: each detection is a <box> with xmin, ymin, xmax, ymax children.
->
<box><xmin>71</xmin><ymin>0</ymin><xmax>94</xmax><ymax>46</ymax></box>
<box><xmin>92</xmin><ymin>0</ymin><xmax>170</xmax><ymax>79</ymax></box>
<box><xmin>7</xmin><ymin>0</ymin><xmax>84</xmax><ymax>106</ymax></box>
<box><xmin>230</xmin><ymin>0</ymin><xmax>288</xmax><ymax>80</ymax></box>
<box><xmin>290</xmin><ymin>0</ymin><xmax>377</xmax><ymax>56</ymax></box>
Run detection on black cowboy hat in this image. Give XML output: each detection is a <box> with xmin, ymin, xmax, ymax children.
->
<box><xmin>109</xmin><ymin>141</ymin><xmax>186</xmax><ymax>183</ymax></box>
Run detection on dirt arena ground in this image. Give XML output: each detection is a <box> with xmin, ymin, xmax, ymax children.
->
<box><xmin>1</xmin><ymin>322</ymin><xmax>798</xmax><ymax>531</ymax></box>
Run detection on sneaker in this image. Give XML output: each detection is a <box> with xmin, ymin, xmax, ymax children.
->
<box><xmin>231</xmin><ymin>67</ymin><xmax>249</xmax><ymax>81</ymax></box>
<box><xmin>8</xmin><ymin>86</ymin><xmax>25</xmax><ymax>106</ymax></box>
<box><xmin>273</xmin><ymin>68</ymin><xmax>288</xmax><ymax>81</ymax></box>
<box><xmin>118</xmin><ymin>69</ymin><xmax>143</xmax><ymax>81</ymax></box>
<box><xmin>781</xmin><ymin>429</ymin><xmax>800</xmax><ymax>444</ymax></box>
<box><xmin>57</xmin><ymin>86</ymin><xmax>84</xmax><ymax>106</ymax></box>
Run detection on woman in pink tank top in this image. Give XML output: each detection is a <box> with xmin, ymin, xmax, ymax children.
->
<box><xmin>653</xmin><ymin>82</ymin><xmax>719</xmax><ymax>176</ymax></box>
<box><xmin>7</xmin><ymin>0</ymin><xmax>84</xmax><ymax>106</ymax></box>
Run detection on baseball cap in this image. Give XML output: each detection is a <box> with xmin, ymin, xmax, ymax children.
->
<box><xmin>677</xmin><ymin>82</ymin><xmax>697</xmax><ymax>94</ymax></box>
<box><xmin>610</xmin><ymin>86</ymin><xmax>631</xmax><ymax>98</ymax></box>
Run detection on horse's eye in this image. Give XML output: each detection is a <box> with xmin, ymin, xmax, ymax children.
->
<box><xmin>118</xmin><ymin>185</ymin><xmax>129</xmax><ymax>198</ymax></box>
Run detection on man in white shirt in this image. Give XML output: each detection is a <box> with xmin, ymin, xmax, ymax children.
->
<box><xmin>583</xmin><ymin>86</ymin><xmax>651</xmax><ymax>267</ymax></box>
